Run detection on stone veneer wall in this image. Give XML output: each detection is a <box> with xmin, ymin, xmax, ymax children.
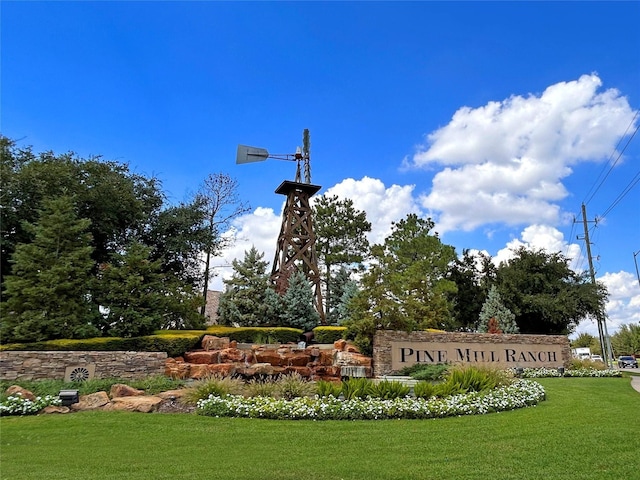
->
<box><xmin>0</xmin><ymin>351</ymin><xmax>167</xmax><ymax>381</ymax></box>
<box><xmin>373</xmin><ymin>331</ymin><xmax>571</xmax><ymax>376</ymax></box>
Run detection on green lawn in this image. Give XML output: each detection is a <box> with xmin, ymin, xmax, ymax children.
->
<box><xmin>1</xmin><ymin>377</ymin><xmax>638</xmax><ymax>480</ymax></box>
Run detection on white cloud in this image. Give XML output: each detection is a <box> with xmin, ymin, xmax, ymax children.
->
<box><xmin>408</xmin><ymin>74</ymin><xmax>637</xmax><ymax>233</ymax></box>
<box><xmin>209</xmin><ymin>176</ymin><xmax>421</xmax><ymax>289</ymax></box>
<box><xmin>321</xmin><ymin>176</ymin><xmax>422</xmax><ymax>244</ymax></box>
<box><xmin>492</xmin><ymin>224</ymin><xmax>583</xmax><ymax>271</ymax></box>
<box><xmin>208</xmin><ymin>206</ymin><xmax>282</xmax><ymax>290</ymax></box>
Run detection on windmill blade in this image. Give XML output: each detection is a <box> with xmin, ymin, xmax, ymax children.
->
<box><xmin>236</xmin><ymin>145</ymin><xmax>269</xmax><ymax>164</ymax></box>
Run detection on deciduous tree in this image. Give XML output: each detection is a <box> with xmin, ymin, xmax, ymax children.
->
<box><xmin>495</xmin><ymin>247</ymin><xmax>607</xmax><ymax>335</ymax></box>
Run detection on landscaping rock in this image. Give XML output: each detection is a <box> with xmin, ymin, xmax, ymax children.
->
<box><xmin>105</xmin><ymin>395</ymin><xmax>163</xmax><ymax>413</ymax></box>
<box><xmin>219</xmin><ymin>348</ymin><xmax>245</xmax><ymax>363</ymax></box>
<box><xmin>5</xmin><ymin>385</ymin><xmax>36</xmax><ymax>401</ymax></box>
<box><xmin>201</xmin><ymin>335</ymin><xmax>230</xmax><ymax>351</ymax></box>
<box><xmin>109</xmin><ymin>384</ymin><xmax>145</xmax><ymax>398</ymax></box>
<box><xmin>41</xmin><ymin>405</ymin><xmax>70</xmax><ymax>414</ymax></box>
<box><xmin>165</xmin><ymin>358</ymin><xmax>191</xmax><ymax>379</ymax></box>
<box><xmin>72</xmin><ymin>391</ymin><xmax>110</xmax><ymax>411</ymax></box>
<box><xmin>184</xmin><ymin>351</ymin><xmax>221</xmax><ymax>364</ymax></box>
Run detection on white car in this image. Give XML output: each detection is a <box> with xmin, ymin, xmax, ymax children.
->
<box><xmin>590</xmin><ymin>355</ymin><xmax>603</xmax><ymax>362</ymax></box>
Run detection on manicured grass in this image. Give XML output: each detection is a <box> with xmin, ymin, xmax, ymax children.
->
<box><xmin>1</xmin><ymin>377</ymin><xmax>638</xmax><ymax>480</ymax></box>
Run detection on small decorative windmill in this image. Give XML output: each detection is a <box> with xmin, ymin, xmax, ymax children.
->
<box><xmin>236</xmin><ymin>129</ymin><xmax>325</xmax><ymax>324</ymax></box>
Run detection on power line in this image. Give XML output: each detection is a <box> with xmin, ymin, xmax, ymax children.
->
<box><xmin>600</xmin><ymin>169</ymin><xmax>640</xmax><ymax>218</ymax></box>
<box><xmin>583</xmin><ymin>111</ymin><xmax>640</xmax><ymax>206</ymax></box>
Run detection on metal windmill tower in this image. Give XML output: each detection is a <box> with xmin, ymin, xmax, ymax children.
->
<box><xmin>236</xmin><ymin>129</ymin><xmax>325</xmax><ymax>324</ymax></box>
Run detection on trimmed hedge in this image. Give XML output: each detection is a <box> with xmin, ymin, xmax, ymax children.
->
<box><xmin>0</xmin><ymin>333</ymin><xmax>203</xmax><ymax>358</ymax></box>
<box><xmin>205</xmin><ymin>326</ymin><xmax>303</xmax><ymax>344</ymax></box>
<box><xmin>313</xmin><ymin>326</ymin><xmax>346</xmax><ymax>344</ymax></box>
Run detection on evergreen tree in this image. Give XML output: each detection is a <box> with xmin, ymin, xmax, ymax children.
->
<box><xmin>313</xmin><ymin>194</ymin><xmax>371</xmax><ymax>319</ymax></box>
<box><xmin>336</xmin><ymin>278</ymin><xmax>360</xmax><ymax>326</ymax></box>
<box><xmin>326</xmin><ymin>266</ymin><xmax>353</xmax><ymax>324</ymax></box>
<box><xmin>94</xmin><ymin>241</ymin><xmax>203</xmax><ymax>336</ymax></box>
<box><xmin>477</xmin><ymin>285</ymin><xmax>519</xmax><ymax>334</ymax></box>
<box><xmin>1</xmin><ymin>196</ymin><xmax>100</xmax><ymax>342</ymax></box>
<box><xmin>217</xmin><ymin>246</ymin><xmax>271</xmax><ymax>326</ymax></box>
<box><xmin>281</xmin><ymin>270</ymin><xmax>321</xmax><ymax>331</ymax></box>
<box><xmin>263</xmin><ymin>286</ymin><xmax>285</xmax><ymax>325</ymax></box>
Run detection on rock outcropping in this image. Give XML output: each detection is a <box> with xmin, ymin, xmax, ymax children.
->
<box><xmin>165</xmin><ymin>336</ymin><xmax>372</xmax><ymax>381</ymax></box>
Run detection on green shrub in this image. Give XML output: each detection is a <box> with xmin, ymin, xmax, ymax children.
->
<box><xmin>341</xmin><ymin>377</ymin><xmax>374</xmax><ymax>400</ymax></box>
<box><xmin>312</xmin><ymin>326</ymin><xmax>345</xmax><ymax>344</ymax></box>
<box><xmin>205</xmin><ymin>326</ymin><xmax>302</xmax><ymax>344</ymax></box>
<box><xmin>433</xmin><ymin>381</ymin><xmax>466</xmax><ymax>397</ymax></box>
<box><xmin>445</xmin><ymin>365</ymin><xmax>509</xmax><ymax>393</ymax></box>
<box><xmin>569</xmin><ymin>358</ymin><xmax>607</xmax><ymax>370</ymax></box>
<box><xmin>1</xmin><ymin>376</ymin><xmax>186</xmax><ymax>400</ymax></box>
<box><xmin>183</xmin><ymin>375</ymin><xmax>245</xmax><ymax>404</ymax></box>
<box><xmin>413</xmin><ymin>380</ymin><xmax>437</xmax><ymax>399</ymax></box>
<box><xmin>315</xmin><ymin>380</ymin><xmax>342</xmax><ymax>398</ymax></box>
<box><xmin>370</xmin><ymin>380</ymin><xmax>410</xmax><ymax>399</ymax></box>
<box><xmin>275</xmin><ymin>373</ymin><xmax>316</xmax><ymax>400</ymax></box>
<box><xmin>0</xmin><ymin>333</ymin><xmax>203</xmax><ymax>357</ymax></box>
<box><xmin>396</xmin><ymin>363</ymin><xmax>449</xmax><ymax>381</ymax></box>
<box><xmin>244</xmin><ymin>378</ymin><xmax>278</xmax><ymax>398</ymax></box>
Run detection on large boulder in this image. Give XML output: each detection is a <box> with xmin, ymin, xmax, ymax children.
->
<box><xmin>285</xmin><ymin>353</ymin><xmax>311</xmax><ymax>367</ymax></box>
<box><xmin>72</xmin><ymin>391</ymin><xmax>110</xmax><ymax>411</ymax></box>
<box><xmin>165</xmin><ymin>358</ymin><xmax>191</xmax><ymax>379</ymax></box>
<box><xmin>109</xmin><ymin>384</ymin><xmax>144</xmax><ymax>398</ymax></box>
<box><xmin>255</xmin><ymin>350</ymin><xmax>283</xmax><ymax>366</ymax></box>
<box><xmin>105</xmin><ymin>396</ymin><xmax>163</xmax><ymax>413</ymax></box>
<box><xmin>219</xmin><ymin>348</ymin><xmax>245</xmax><ymax>363</ymax></box>
<box><xmin>201</xmin><ymin>335</ymin><xmax>231</xmax><ymax>351</ymax></box>
<box><xmin>183</xmin><ymin>351</ymin><xmax>221</xmax><ymax>364</ymax></box>
<box><xmin>41</xmin><ymin>405</ymin><xmax>70</xmax><ymax>414</ymax></box>
<box><xmin>5</xmin><ymin>385</ymin><xmax>36</xmax><ymax>401</ymax></box>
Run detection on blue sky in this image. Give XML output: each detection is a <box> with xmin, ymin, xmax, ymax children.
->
<box><xmin>2</xmin><ymin>1</ymin><xmax>639</xmax><ymax>337</ymax></box>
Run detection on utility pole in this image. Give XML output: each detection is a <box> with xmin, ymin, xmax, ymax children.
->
<box><xmin>578</xmin><ymin>203</ymin><xmax>614</xmax><ymax>367</ymax></box>
<box><xmin>634</xmin><ymin>251</ymin><xmax>640</xmax><ymax>288</ymax></box>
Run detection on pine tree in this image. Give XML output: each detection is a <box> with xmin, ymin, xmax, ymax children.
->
<box><xmin>478</xmin><ymin>285</ymin><xmax>519</xmax><ymax>334</ymax></box>
<box><xmin>91</xmin><ymin>237</ymin><xmax>204</xmax><ymax>335</ymax></box>
<box><xmin>336</xmin><ymin>279</ymin><xmax>359</xmax><ymax>325</ymax></box>
<box><xmin>281</xmin><ymin>270</ymin><xmax>320</xmax><ymax>332</ymax></box>
<box><xmin>217</xmin><ymin>246</ymin><xmax>271</xmax><ymax>326</ymax></box>
<box><xmin>0</xmin><ymin>196</ymin><xmax>100</xmax><ymax>342</ymax></box>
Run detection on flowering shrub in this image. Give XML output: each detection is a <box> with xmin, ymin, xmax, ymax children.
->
<box><xmin>0</xmin><ymin>394</ymin><xmax>62</xmax><ymax>416</ymax></box>
<box><xmin>516</xmin><ymin>367</ymin><xmax>621</xmax><ymax>378</ymax></box>
<box><xmin>196</xmin><ymin>379</ymin><xmax>545</xmax><ymax>420</ymax></box>
<box><xmin>563</xmin><ymin>368</ymin><xmax>621</xmax><ymax>377</ymax></box>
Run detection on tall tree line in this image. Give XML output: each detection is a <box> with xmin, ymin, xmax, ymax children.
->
<box><xmin>0</xmin><ymin>136</ymin><xmax>241</xmax><ymax>342</ymax></box>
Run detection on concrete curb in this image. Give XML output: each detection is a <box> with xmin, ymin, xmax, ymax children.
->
<box><xmin>630</xmin><ymin>375</ymin><xmax>640</xmax><ymax>394</ymax></box>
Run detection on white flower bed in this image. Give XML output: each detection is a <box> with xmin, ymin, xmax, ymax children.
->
<box><xmin>196</xmin><ymin>379</ymin><xmax>546</xmax><ymax>420</ymax></box>
<box><xmin>0</xmin><ymin>395</ymin><xmax>62</xmax><ymax>416</ymax></box>
<box><xmin>518</xmin><ymin>367</ymin><xmax>621</xmax><ymax>378</ymax></box>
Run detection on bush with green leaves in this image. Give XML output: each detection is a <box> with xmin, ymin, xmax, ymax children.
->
<box><xmin>445</xmin><ymin>365</ymin><xmax>510</xmax><ymax>393</ymax></box>
<box><xmin>370</xmin><ymin>380</ymin><xmax>410</xmax><ymax>399</ymax></box>
<box><xmin>312</xmin><ymin>326</ymin><xmax>346</xmax><ymax>344</ymax></box>
<box><xmin>396</xmin><ymin>363</ymin><xmax>449</xmax><ymax>381</ymax></box>
<box><xmin>341</xmin><ymin>377</ymin><xmax>374</xmax><ymax>400</ymax></box>
<box><xmin>183</xmin><ymin>375</ymin><xmax>245</xmax><ymax>404</ymax></box>
<box><xmin>316</xmin><ymin>380</ymin><xmax>342</xmax><ymax>398</ymax></box>
<box><xmin>275</xmin><ymin>373</ymin><xmax>316</xmax><ymax>400</ymax></box>
<box><xmin>413</xmin><ymin>380</ymin><xmax>437</xmax><ymax>399</ymax></box>
<box><xmin>0</xmin><ymin>375</ymin><xmax>186</xmax><ymax>400</ymax></box>
<box><xmin>0</xmin><ymin>394</ymin><xmax>62</xmax><ymax>416</ymax></box>
<box><xmin>196</xmin><ymin>379</ymin><xmax>546</xmax><ymax>420</ymax></box>
<box><xmin>244</xmin><ymin>378</ymin><xmax>279</xmax><ymax>398</ymax></box>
